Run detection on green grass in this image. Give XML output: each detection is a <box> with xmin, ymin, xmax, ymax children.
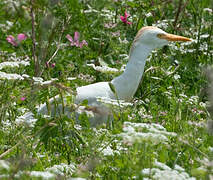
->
<box><xmin>0</xmin><ymin>0</ymin><xmax>212</xmax><ymax>179</ymax></box>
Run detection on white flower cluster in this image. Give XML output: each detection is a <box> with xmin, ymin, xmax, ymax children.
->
<box><xmin>33</xmin><ymin>77</ymin><xmax>58</xmax><ymax>85</ymax></box>
<box><xmin>0</xmin><ymin>160</ymin><xmax>77</xmax><ymax>179</ymax></box>
<box><xmin>46</xmin><ymin>163</ymin><xmax>76</xmax><ymax>176</ymax></box>
<box><xmin>203</xmin><ymin>8</ymin><xmax>212</xmax><ymax>13</ymax></box>
<box><xmin>97</xmin><ymin>97</ymin><xmax>132</xmax><ymax>107</ymax></box>
<box><xmin>0</xmin><ymin>160</ymin><xmax>10</xmax><ymax>171</ymax></box>
<box><xmin>100</xmin><ymin>145</ymin><xmax>115</xmax><ymax>156</ymax></box>
<box><xmin>28</xmin><ymin>171</ymin><xmax>55</xmax><ymax>179</ymax></box>
<box><xmin>100</xmin><ymin>9</ymin><xmax>116</xmax><ymax>19</ymax></box>
<box><xmin>83</xmin><ymin>5</ymin><xmax>116</xmax><ymax>20</ymax></box>
<box><xmin>0</xmin><ymin>61</ymin><xmax>30</xmax><ymax>80</ymax></box>
<box><xmin>23</xmin><ymin>163</ymin><xmax>76</xmax><ymax>179</ymax></box>
<box><xmin>0</xmin><ymin>61</ymin><xmax>30</xmax><ymax>70</ymax></box>
<box><xmin>99</xmin><ymin>140</ymin><xmax>127</xmax><ymax>156</ymax></box>
<box><xmin>83</xmin><ymin>5</ymin><xmax>98</xmax><ymax>13</ymax></box>
<box><xmin>168</xmin><ymin>41</ymin><xmax>197</xmax><ymax>54</ymax></box>
<box><xmin>141</xmin><ymin>160</ymin><xmax>196</xmax><ymax>180</ymax></box>
<box><xmin>76</xmin><ymin>105</ymin><xmax>95</xmax><ymax>117</ymax></box>
<box><xmin>118</xmin><ymin>122</ymin><xmax>176</xmax><ymax>145</ymax></box>
<box><xmin>0</xmin><ymin>21</ymin><xmax>14</xmax><ymax>32</ymax></box>
<box><xmin>15</xmin><ymin>112</ymin><xmax>38</xmax><ymax>127</ymax></box>
<box><xmin>152</xmin><ymin>19</ymin><xmax>174</xmax><ymax>29</ymax></box>
<box><xmin>0</xmin><ymin>71</ymin><xmax>26</xmax><ymax>80</ymax></box>
<box><xmin>87</xmin><ymin>63</ymin><xmax>119</xmax><ymax>73</ymax></box>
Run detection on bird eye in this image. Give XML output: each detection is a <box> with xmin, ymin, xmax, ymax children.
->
<box><xmin>157</xmin><ymin>33</ymin><xmax>166</xmax><ymax>39</ymax></box>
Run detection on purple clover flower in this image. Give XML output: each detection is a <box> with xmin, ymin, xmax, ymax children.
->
<box><xmin>66</xmin><ymin>32</ymin><xmax>88</xmax><ymax>48</ymax></box>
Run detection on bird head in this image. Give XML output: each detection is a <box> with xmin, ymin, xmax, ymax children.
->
<box><xmin>133</xmin><ymin>26</ymin><xmax>191</xmax><ymax>50</ymax></box>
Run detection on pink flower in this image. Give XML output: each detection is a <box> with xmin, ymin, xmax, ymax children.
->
<box><xmin>6</xmin><ymin>33</ymin><xmax>27</xmax><ymax>46</ymax></box>
<box><xmin>17</xmin><ymin>33</ymin><xmax>27</xmax><ymax>41</ymax></box>
<box><xmin>120</xmin><ymin>11</ymin><xmax>132</xmax><ymax>25</ymax></box>
<box><xmin>45</xmin><ymin>62</ymin><xmax>55</xmax><ymax>68</ymax></box>
<box><xmin>79</xmin><ymin>40</ymin><xmax>88</xmax><ymax>48</ymax></box>
<box><xmin>20</xmin><ymin>97</ymin><xmax>26</xmax><ymax>101</ymax></box>
<box><xmin>45</xmin><ymin>61</ymin><xmax>50</xmax><ymax>68</ymax></box>
<box><xmin>66</xmin><ymin>32</ymin><xmax>88</xmax><ymax>48</ymax></box>
<box><xmin>6</xmin><ymin>35</ymin><xmax>17</xmax><ymax>46</ymax></box>
<box><xmin>51</xmin><ymin>63</ymin><xmax>55</xmax><ymax>68</ymax></box>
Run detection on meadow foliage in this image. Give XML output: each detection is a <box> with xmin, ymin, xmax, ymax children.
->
<box><xmin>0</xmin><ymin>0</ymin><xmax>212</xmax><ymax>179</ymax></box>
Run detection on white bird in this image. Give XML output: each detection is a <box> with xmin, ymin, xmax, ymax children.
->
<box><xmin>36</xmin><ymin>26</ymin><xmax>191</xmax><ymax>126</ymax></box>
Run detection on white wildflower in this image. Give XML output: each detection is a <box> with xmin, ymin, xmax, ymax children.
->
<box><xmin>67</xmin><ymin>77</ymin><xmax>77</xmax><ymax>81</ymax></box>
<box><xmin>174</xmin><ymin>74</ymin><xmax>180</xmax><ymax>80</ymax></box>
<box><xmin>209</xmin><ymin>147</ymin><xmax>213</xmax><ymax>152</ymax></box>
<box><xmin>30</xmin><ymin>171</ymin><xmax>55</xmax><ymax>179</ymax></box>
<box><xmin>174</xmin><ymin>59</ymin><xmax>179</xmax><ymax>65</ymax></box>
<box><xmin>0</xmin><ymin>71</ymin><xmax>24</xmax><ymax>80</ymax></box>
<box><xmin>123</xmin><ymin>125</ymin><xmax>135</xmax><ymax>133</ymax></box>
<box><xmin>141</xmin><ymin>114</ymin><xmax>153</xmax><ymax>119</ymax></box>
<box><xmin>36</xmin><ymin>153</ymin><xmax>46</xmax><ymax>158</ymax></box>
<box><xmin>203</xmin><ymin>8</ymin><xmax>212</xmax><ymax>13</ymax></box>
<box><xmin>76</xmin><ymin>106</ymin><xmax>95</xmax><ymax>117</ymax></box>
<box><xmin>74</xmin><ymin>124</ymin><xmax>82</xmax><ymax>130</ymax></box>
<box><xmin>41</xmin><ymin>78</ymin><xmax>58</xmax><ymax>85</ymax></box>
<box><xmin>0</xmin><ymin>174</ymin><xmax>9</xmax><ymax>178</ymax></box>
<box><xmin>174</xmin><ymin>164</ymin><xmax>185</xmax><ymax>172</ymax></box>
<box><xmin>41</xmin><ymin>80</ymin><xmax>53</xmax><ymax>85</ymax></box>
<box><xmin>146</xmin><ymin>12</ymin><xmax>152</xmax><ymax>17</ymax></box>
<box><xmin>101</xmin><ymin>146</ymin><xmax>114</xmax><ymax>156</ymax></box>
<box><xmin>33</xmin><ymin>77</ymin><xmax>44</xmax><ymax>83</ymax></box>
<box><xmin>141</xmin><ymin>160</ymin><xmax>196</xmax><ymax>180</ymax></box>
<box><xmin>46</xmin><ymin>163</ymin><xmax>76</xmax><ymax>176</ymax></box>
<box><xmin>97</xmin><ymin>97</ymin><xmax>132</xmax><ymax>107</ymax></box>
<box><xmin>152</xmin><ymin>19</ymin><xmax>174</xmax><ymax>29</ymax></box>
<box><xmin>187</xmin><ymin>96</ymin><xmax>199</xmax><ymax>105</ymax></box>
<box><xmin>120</xmin><ymin>64</ymin><xmax>126</xmax><ymax>72</ymax></box>
<box><xmin>119</xmin><ymin>54</ymin><xmax>129</xmax><ymax>60</ymax></box>
<box><xmin>0</xmin><ymin>160</ymin><xmax>10</xmax><ymax>170</ymax></box>
<box><xmin>87</xmin><ymin>63</ymin><xmax>119</xmax><ymax>73</ymax></box>
<box><xmin>6</xmin><ymin>20</ymin><xmax>13</xmax><ymax>27</ymax></box>
<box><xmin>200</xmin><ymin>34</ymin><xmax>209</xmax><ymax>39</ymax></box>
<box><xmin>22</xmin><ymin>74</ymin><xmax>30</xmax><ymax>78</ymax></box>
<box><xmin>118</xmin><ymin>122</ymin><xmax>176</xmax><ymax>145</ymax></box>
<box><xmin>118</xmin><ymin>37</ymin><xmax>129</xmax><ymax>44</ymax></box>
<box><xmin>78</xmin><ymin>73</ymin><xmax>95</xmax><ymax>82</ymax></box>
<box><xmin>15</xmin><ymin>112</ymin><xmax>37</xmax><ymax>127</ymax></box>
<box><xmin>83</xmin><ymin>5</ymin><xmax>98</xmax><ymax>13</ymax></box>
<box><xmin>164</xmin><ymin>91</ymin><xmax>172</xmax><ymax>98</ymax></box>
<box><xmin>151</xmin><ymin>76</ymin><xmax>163</xmax><ymax>80</ymax></box>
<box><xmin>179</xmin><ymin>93</ymin><xmax>188</xmax><ymax>98</ymax></box>
<box><xmin>0</xmin><ymin>61</ymin><xmax>30</xmax><ymax>70</ymax></box>
<box><xmin>43</xmin><ymin>115</ymin><xmax>51</xmax><ymax>118</ymax></box>
<box><xmin>99</xmin><ymin>140</ymin><xmax>126</xmax><ymax>156</ymax></box>
<box><xmin>0</xmin><ymin>21</ymin><xmax>13</xmax><ymax>32</ymax></box>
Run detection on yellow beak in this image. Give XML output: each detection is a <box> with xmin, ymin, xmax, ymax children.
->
<box><xmin>157</xmin><ymin>33</ymin><xmax>191</xmax><ymax>42</ymax></box>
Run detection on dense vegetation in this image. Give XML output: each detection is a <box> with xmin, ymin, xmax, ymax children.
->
<box><xmin>0</xmin><ymin>0</ymin><xmax>212</xmax><ymax>179</ymax></box>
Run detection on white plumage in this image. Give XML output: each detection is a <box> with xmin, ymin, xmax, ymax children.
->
<box><xmin>36</xmin><ymin>26</ymin><xmax>191</xmax><ymax>126</ymax></box>
<box><xmin>75</xmin><ymin>82</ymin><xmax>114</xmax><ymax>103</ymax></box>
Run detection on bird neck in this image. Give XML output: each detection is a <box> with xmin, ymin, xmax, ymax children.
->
<box><xmin>111</xmin><ymin>43</ymin><xmax>152</xmax><ymax>101</ymax></box>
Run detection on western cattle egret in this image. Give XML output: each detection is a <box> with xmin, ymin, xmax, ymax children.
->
<box><xmin>37</xmin><ymin>26</ymin><xmax>191</xmax><ymax>126</ymax></box>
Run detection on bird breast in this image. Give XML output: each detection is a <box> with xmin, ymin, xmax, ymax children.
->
<box><xmin>75</xmin><ymin>82</ymin><xmax>115</xmax><ymax>104</ymax></box>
